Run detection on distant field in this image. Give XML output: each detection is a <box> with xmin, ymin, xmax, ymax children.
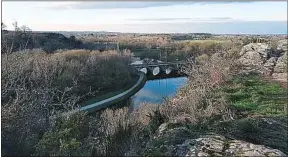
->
<box><xmin>173</xmin><ymin>39</ymin><xmax>229</xmax><ymax>43</ymax></box>
<box><xmin>132</xmin><ymin>49</ymin><xmax>161</xmax><ymax>59</ymax></box>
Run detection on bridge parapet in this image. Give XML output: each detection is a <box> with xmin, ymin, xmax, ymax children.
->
<box><xmin>132</xmin><ymin>61</ymin><xmax>185</xmax><ymax>76</ymax></box>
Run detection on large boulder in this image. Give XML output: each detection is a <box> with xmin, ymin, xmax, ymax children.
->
<box><xmin>175</xmin><ymin>135</ymin><xmax>286</xmax><ymax>156</ymax></box>
<box><xmin>271</xmin><ymin>40</ymin><xmax>287</xmax><ymax>82</ymax></box>
<box><xmin>237</xmin><ymin>43</ymin><xmax>271</xmax><ymax>71</ymax></box>
<box><xmin>238</xmin><ymin>51</ymin><xmax>265</xmax><ymax>67</ymax></box>
<box><xmin>272</xmin><ymin>52</ymin><xmax>287</xmax><ymax>82</ymax></box>
<box><xmin>271</xmin><ymin>73</ymin><xmax>288</xmax><ymax>82</ymax></box>
<box><xmin>142</xmin><ymin>122</ymin><xmax>287</xmax><ymax>156</ymax></box>
<box><xmin>239</xmin><ymin>43</ymin><xmax>271</xmax><ymax>57</ymax></box>
<box><xmin>277</xmin><ymin>40</ymin><xmax>288</xmax><ymax>53</ymax></box>
<box><xmin>274</xmin><ymin>52</ymin><xmax>287</xmax><ymax>73</ymax></box>
<box><xmin>238</xmin><ymin>43</ymin><xmax>287</xmax><ymax>79</ymax></box>
<box><xmin>263</xmin><ymin>57</ymin><xmax>277</xmax><ymax>75</ymax></box>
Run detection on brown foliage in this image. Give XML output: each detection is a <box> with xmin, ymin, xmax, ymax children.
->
<box><xmin>1</xmin><ymin>49</ymin><xmax>135</xmax><ymax>155</ymax></box>
<box><xmin>159</xmin><ymin>51</ymin><xmax>237</xmax><ymax>124</ymax></box>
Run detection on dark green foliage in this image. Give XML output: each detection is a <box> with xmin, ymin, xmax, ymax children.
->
<box><xmin>147</xmin><ymin>108</ymin><xmax>167</xmax><ymax>134</ymax></box>
<box><xmin>35</xmin><ymin>112</ymin><xmax>88</xmax><ymax>156</ymax></box>
<box><xmin>171</xmin><ymin>33</ymin><xmax>212</xmax><ymax>40</ymax></box>
<box><xmin>104</xmin><ymin>123</ymin><xmax>135</xmax><ymax>156</ymax></box>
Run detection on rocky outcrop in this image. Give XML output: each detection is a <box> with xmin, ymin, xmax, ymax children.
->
<box><xmin>176</xmin><ymin>135</ymin><xmax>286</xmax><ymax>156</ymax></box>
<box><xmin>272</xmin><ymin>52</ymin><xmax>287</xmax><ymax>82</ymax></box>
<box><xmin>237</xmin><ymin>43</ymin><xmax>271</xmax><ymax>72</ymax></box>
<box><xmin>238</xmin><ymin>51</ymin><xmax>266</xmax><ymax>67</ymax></box>
<box><xmin>272</xmin><ymin>40</ymin><xmax>287</xmax><ymax>82</ymax></box>
<box><xmin>142</xmin><ymin>122</ymin><xmax>287</xmax><ymax>157</ymax></box>
<box><xmin>274</xmin><ymin>52</ymin><xmax>287</xmax><ymax>73</ymax></box>
<box><xmin>277</xmin><ymin>40</ymin><xmax>288</xmax><ymax>53</ymax></box>
<box><xmin>263</xmin><ymin>57</ymin><xmax>277</xmax><ymax>75</ymax></box>
<box><xmin>238</xmin><ymin>42</ymin><xmax>287</xmax><ymax>82</ymax></box>
<box><xmin>272</xmin><ymin>73</ymin><xmax>287</xmax><ymax>82</ymax></box>
<box><xmin>239</xmin><ymin>43</ymin><xmax>271</xmax><ymax>57</ymax></box>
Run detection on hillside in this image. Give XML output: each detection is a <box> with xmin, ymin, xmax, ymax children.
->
<box><xmin>2</xmin><ymin>31</ymin><xmax>82</xmax><ymax>53</ymax></box>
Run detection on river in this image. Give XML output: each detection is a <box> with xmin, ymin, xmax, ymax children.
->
<box><xmin>130</xmin><ymin>76</ymin><xmax>188</xmax><ymax>109</ymax></box>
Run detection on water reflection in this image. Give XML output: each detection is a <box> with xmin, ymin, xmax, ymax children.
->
<box><xmin>131</xmin><ymin>77</ymin><xmax>188</xmax><ymax>109</ymax></box>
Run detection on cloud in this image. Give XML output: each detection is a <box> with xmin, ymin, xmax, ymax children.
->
<box><xmin>199</xmin><ymin>1</ymin><xmax>255</xmax><ymax>5</ymax></box>
<box><xmin>133</xmin><ymin>89</ymin><xmax>160</xmax><ymax>100</ymax></box>
<box><xmin>116</xmin><ymin>21</ymin><xmax>287</xmax><ymax>34</ymax></box>
<box><xmin>127</xmin><ymin>17</ymin><xmax>234</xmax><ymax>22</ymax></box>
<box><xmin>45</xmin><ymin>1</ymin><xmax>255</xmax><ymax>10</ymax></box>
<box><xmin>46</xmin><ymin>2</ymin><xmax>196</xmax><ymax>10</ymax></box>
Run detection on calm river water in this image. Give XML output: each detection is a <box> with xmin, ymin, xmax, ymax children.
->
<box><xmin>130</xmin><ymin>76</ymin><xmax>188</xmax><ymax>108</ymax></box>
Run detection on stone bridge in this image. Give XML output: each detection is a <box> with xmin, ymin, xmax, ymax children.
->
<box><xmin>131</xmin><ymin>61</ymin><xmax>185</xmax><ymax>76</ymax></box>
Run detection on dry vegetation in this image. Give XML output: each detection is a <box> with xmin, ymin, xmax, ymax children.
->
<box><xmin>2</xmin><ymin>42</ymin><xmax>242</xmax><ymax>156</ymax></box>
<box><xmin>160</xmin><ymin>55</ymin><xmax>235</xmax><ymax>124</ymax></box>
<box><xmin>2</xmin><ymin>27</ymin><xmax>287</xmax><ymax>156</ymax></box>
<box><xmin>1</xmin><ymin>49</ymin><xmax>136</xmax><ymax>155</ymax></box>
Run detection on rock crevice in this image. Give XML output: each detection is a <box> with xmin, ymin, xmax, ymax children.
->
<box><xmin>237</xmin><ymin>41</ymin><xmax>287</xmax><ymax>82</ymax></box>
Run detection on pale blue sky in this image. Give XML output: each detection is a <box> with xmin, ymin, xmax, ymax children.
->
<box><xmin>2</xmin><ymin>1</ymin><xmax>287</xmax><ymax>34</ymax></box>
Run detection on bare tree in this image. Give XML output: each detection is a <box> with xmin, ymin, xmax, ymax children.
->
<box><xmin>1</xmin><ymin>22</ymin><xmax>7</xmax><ymax>31</ymax></box>
<box><xmin>1</xmin><ymin>21</ymin><xmax>32</xmax><ymax>54</ymax></box>
<box><xmin>19</xmin><ymin>25</ymin><xmax>32</xmax><ymax>51</ymax></box>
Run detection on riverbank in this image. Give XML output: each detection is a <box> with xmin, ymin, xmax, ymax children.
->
<box><xmin>138</xmin><ymin>42</ymin><xmax>288</xmax><ymax>156</ymax></box>
<box><xmin>80</xmin><ymin>72</ymin><xmax>147</xmax><ymax>113</ymax></box>
<box><xmin>140</xmin><ymin>72</ymin><xmax>288</xmax><ymax>156</ymax></box>
<box><xmin>1</xmin><ymin>49</ymin><xmax>137</xmax><ymax>156</ymax></box>
<box><xmin>2</xmin><ymin>35</ymin><xmax>287</xmax><ymax>156</ymax></box>
<box><xmin>79</xmin><ymin>74</ymin><xmax>139</xmax><ymax>107</ymax></box>
<box><xmin>34</xmin><ymin>41</ymin><xmax>287</xmax><ymax>156</ymax></box>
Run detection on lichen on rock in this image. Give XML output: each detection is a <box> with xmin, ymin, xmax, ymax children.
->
<box><xmin>142</xmin><ymin>122</ymin><xmax>287</xmax><ymax>157</ymax></box>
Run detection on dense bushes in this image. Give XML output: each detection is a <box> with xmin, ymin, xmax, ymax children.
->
<box><xmin>35</xmin><ymin>112</ymin><xmax>89</xmax><ymax>156</ymax></box>
<box><xmin>158</xmin><ymin>52</ymin><xmax>237</xmax><ymax>123</ymax></box>
<box><xmin>2</xmin><ymin>32</ymin><xmax>286</xmax><ymax>156</ymax></box>
<box><xmin>1</xmin><ymin>49</ymin><xmax>136</xmax><ymax>155</ymax></box>
<box><xmin>0</xmin><ymin>44</ymin><xmax>240</xmax><ymax>156</ymax></box>
<box><xmin>32</xmin><ymin>106</ymin><xmax>159</xmax><ymax>156</ymax></box>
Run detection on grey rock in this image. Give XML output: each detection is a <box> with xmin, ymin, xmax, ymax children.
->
<box><xmin>277</xmin><ymin>40</ymin><xmax>288</xmax><ymax>52</ymax></box>
<box><xmin>157</xmin><ymin>123</ymin><xmax>169</xmax><ymax>136</ymax></box>
<box><xmin>238</xmin><ymin>51</ymin><xmax>266</xmax><ymax>66</ymax></box>
<box><xmin>240</xmin><ymin>43</ymin><xmax>271</xmax><ymax>58</ymax></box>
<box><xmin>175</xmin><ymin>135</ymin><xmax>225</xmax><ymax>156</ymax></box>
<box><xmin>272</xmin><ymin>73</ymin><xmax>288</xmax><ymax>82</ymax></box>
<box><xmin>144</xmin><ymin>123</ymin><xmax>287</xmax><ymax>157</ymax></box>
<box><xmin>174</xmin><ymin>135</ymin><xmax>287</xmax><ymax>156</ymax></box>
<box><xmin>237</xmin><ymin>43</ymin><xmax>271</xmax><ymax>73</ymax></box>
<box><xmin>263</xmin><ymin>57</ymin><xmax>277</xmax><ymax>75</ymax></box>
<box><xmin>225</xmin><ymin>140</ymin><xmax>286</xmax><ymax>156</ymax></box>
<box><xmin>274</xmin><ymin>52</ymin><xmax>287</xmax><ymax>73</ymax></box>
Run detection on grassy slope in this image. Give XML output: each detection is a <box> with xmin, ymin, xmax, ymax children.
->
<box><xmin>223</xmin><ymin>74</ymin><xmax>287</xmax><ymax>117</ymax></box>
<box><xmin>206</xmin><ymin>73</ymin><xmax>287</xmax><ymax>153</ymax></box>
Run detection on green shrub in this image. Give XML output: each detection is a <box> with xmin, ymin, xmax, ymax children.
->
<box><xmin>35</xmin><ymin>112</ymin><xmax>88</xmax><ymax>156</ymax></box>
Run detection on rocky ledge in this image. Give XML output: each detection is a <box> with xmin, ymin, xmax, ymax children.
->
<box><xmin>237</xmin><ymin>40</ymin><xmax>287</xmax><ymax>82</ymax></box>
<box><xmin>142</xmin><ymin>122</ymin><xmax>287</xmax><ymax>156</ymax></box>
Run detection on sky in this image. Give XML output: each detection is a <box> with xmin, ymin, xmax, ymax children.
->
<box><xmin>2</xmin><ymin>1</ymin><xmax>287</xmax><ymax>34</ymax></box>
